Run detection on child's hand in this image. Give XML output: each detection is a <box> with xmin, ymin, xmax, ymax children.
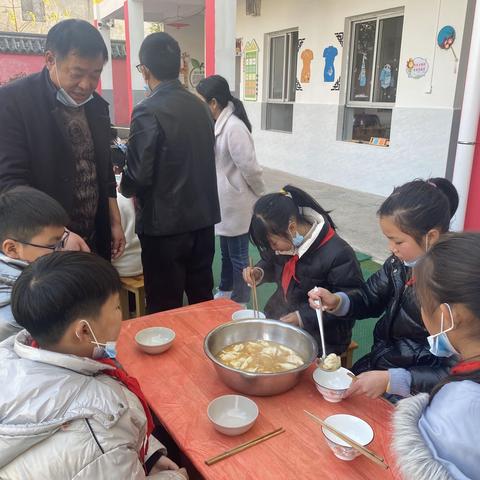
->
<box><xmin>63</xmin><ymin>230</ymin><xmax>91</xmax><ymax>253</ymax></box>
<box><xmin>308</xmin><ymin>287</ymin><xmax>339</xmax><ymax>311</ymax></box>
<box><xmin>242</xmin><ymin>266</ymin><xmax>262</xmax><ymax>286</ymax></box>
<box><xmin>343</xmin><ymin>370</ymin><xmax>389</xmax><ymax>399</ymax></box>
<box><xmin>280</xmin><ymin>312</ymin><xmax>300</xmax><ymax>326</ymax></box>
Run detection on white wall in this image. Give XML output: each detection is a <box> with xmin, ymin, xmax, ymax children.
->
<box><xmin>236</xmin><ymin>0</ymin><xmax>469</xmax><ymax>196</ymax></box>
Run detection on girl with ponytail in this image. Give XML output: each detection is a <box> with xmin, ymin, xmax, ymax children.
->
<box><xmin>243</xmin><ymin>185</ymin><xmax>364</xmax><ymax>356</ymax></box>
<box><xmin>196</xmin><ymin>75</ymin><xmax>265</xmax><ymax>305</ymax></box>
<box><xmin>309</xmin><ymin>178</ymin><xmax>460</xmax><ymax>401</ymax></box>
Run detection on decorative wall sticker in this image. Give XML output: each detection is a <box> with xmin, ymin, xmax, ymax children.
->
<box><xmin>300</xmin><ymin>49</ymin><xmax>314</xmax><ymax>83</ymax></box>
<box><xmin>331</xmin><ymin>77</ymin><xmax>341</xmax><ymax>91</ymax></box>
<box><xmin>297</xmin><ymin>37</ymin><xmax>305</xmax><ymax>51</ymax></box>
<box><xmin>437</xmin><ymin>25</ymin><xmax>458</xmax><ymax>73</ymax></box>
<box><xmin>359</xmin><ymin>53</ymin><xmax>367</xmax><ymax>87</ymax></box>
<box><xmin>244</xmin><ymin>39</ymin><xmax>259</xmax><ymax>101</ymax></box>
<box><xmin>189</xmin><ymin>58</ymin><xmax>205</xmax><ymax>89</ymax></box>
<box><xmin>406</xmin><ymin>57</ymin><xmax>429</xmax><ymax>79</ymax></box>
<box><xmin>334</xmin><ymin>32</ymin><xmax>344</xmax><ymax>47</ymax></box>
<box><xmin>295</xmin><ymin>79</ymin><xmax>303</xmax><ymax>91</ymax></box>
<box><xmin>323</xmin><ymin>45</ymin><xmax>338</xmax><ymax>82</ymax></box>
<box><xmin>380</xmin><ymin>64</ymin><xmax>392</xmax><ymax>88</ymax></box>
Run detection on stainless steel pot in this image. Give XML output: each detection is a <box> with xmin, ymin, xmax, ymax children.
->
<box><xmin>204</xmin><ymin>319</ymin><xmax>318</xmax><ymax>396</ymax></box>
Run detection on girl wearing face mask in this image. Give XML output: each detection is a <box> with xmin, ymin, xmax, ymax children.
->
<box><xmin>243</xmin><ymin>185</ymin><xmax>364</xmax><ymax>356</ymax></box>
<box><xmin>393</xmin><ymin>232</ymin><xmax>480</xmax><ymax>480</ymax></box>
<box><xmin>309</xmin><ymin>178</ymin><xmax>459</xmax><ymax>400</ymax></box>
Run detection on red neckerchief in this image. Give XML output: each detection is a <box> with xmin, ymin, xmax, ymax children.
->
<box><xmin>98</xmin><ymin>358</ymin><xmax>154</xmax><ymax>465</ymax></box>
<box><xmin>405</xmin><ymin>276</ymin><xmax>416</xmax><ymax>287</ymax></box>
<box><xmin>281</xmin><ymin>225</ymin><xmax>336</xmax><ymax>300</ymax></box>
<box><xmin>451</xmin><ymin>360</ymin><xmax>480</xmax><ymax>376</ymax></box>
<box><xmin>29</xmin><ymin>340</ymin><xmax>153</xmax><ymax>467</ymax></box>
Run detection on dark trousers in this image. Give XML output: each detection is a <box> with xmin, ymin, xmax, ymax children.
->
<box><xmin>139</xmin><ymin>226</ymin><xmax>215</xmax><ymax>313</ymax></box>
<box><xmin>219</xmin><ymin>234</ymin><xmax>250</xmax><ymax>304</ymax></box>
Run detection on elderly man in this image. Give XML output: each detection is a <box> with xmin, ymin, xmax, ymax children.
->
<box><xmin>0</xmin><ymin>19</ymin><xmax>125</xmax><ymax>260</ymax></box>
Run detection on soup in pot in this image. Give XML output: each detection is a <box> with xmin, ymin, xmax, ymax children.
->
<box><xmin>216</xmin><ymin>340</ymin><xmax>304</xmax><ymax>373</ymax></box>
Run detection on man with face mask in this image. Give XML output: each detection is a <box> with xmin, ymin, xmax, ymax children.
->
<box><xmin>121</xmin><ymin>32</ymin><xmax>220</xmax><ymax>313</ymax></box>
<box><xmin>0</xmin><ymin>19</ymin><xmax>125</xmax><ymax>261</ymax></box>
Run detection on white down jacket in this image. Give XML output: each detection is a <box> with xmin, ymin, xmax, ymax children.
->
<box><xmin>214</xmin><ymin>101</ymin><xmax>265</xmax><ymax>237</ymax></box>
<box><xmin>0</xmin><ymin>331</ymin><xmax>183</xmax><ymax>479</ymax></box>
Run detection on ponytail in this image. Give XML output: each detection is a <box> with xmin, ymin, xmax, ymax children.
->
<box><xmin>378</xmin><ymin>178</ymin><xmax>458</xmax><ymax>243</ymax></box>
<box><xmin>249</xmin><ymin>184</ymin><xmax>336</xmax><ymax>255</ymax></box>
<box><xmin>196</xmin><ymin>74</ymin><xmax>252</xmax><ymax>131</ymax></box>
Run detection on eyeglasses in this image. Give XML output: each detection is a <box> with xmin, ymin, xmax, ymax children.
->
<box><xmin>11</xmin><ymin>229</ymin><xmax>70</xmax><ymax>252</ymax></box>
<box><xmin>136</xmin><ymin>64</ymin><xmax>143</xmax><ymax>73</ymax></box>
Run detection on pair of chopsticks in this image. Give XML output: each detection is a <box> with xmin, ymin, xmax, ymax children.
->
<box><xmin>205</xmin><ymin>427</ymin><xmax>285</xmax><ymax>466</ymax></box>
<box><xmin>249</xmin><ymin>257</ymin><xmax>259</xmax><ymax>318</ymax></box>
<box><xmin>304</xmin><ymin>410</ymin><xmax>388</xmax><ymax>469</ymax></box>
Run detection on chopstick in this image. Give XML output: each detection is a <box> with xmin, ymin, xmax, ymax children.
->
<box><xmin>304</xmin><ymin>410</ymin><xmax>388</xmax><ymax>469</ymax></box>
<box><xmin>249</xmin><ymin>257</ymin><xmax>259</xmax><ymax>318</ymax></box>
<box><xmin>347</xmin><ymin>372</ymin><xmax>358</xmax><ymax>381</ymax></box>
<box><xmin>205</xmin><ymin>427</ymin><xmax>285</xmax><ymax>466</ymax></box>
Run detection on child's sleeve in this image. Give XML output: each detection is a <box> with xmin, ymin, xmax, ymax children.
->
<box><xmin>343</xmin><ymin>258</ymin><xmax>394</xmax><ymax>320</ymax></box>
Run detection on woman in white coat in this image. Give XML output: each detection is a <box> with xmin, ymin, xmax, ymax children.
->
<box><xmin>197</xmin><ymin>75</ymin><xmax>265</xmax><ymax>305</ymax></box>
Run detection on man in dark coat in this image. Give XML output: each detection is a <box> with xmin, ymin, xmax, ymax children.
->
<box><xmin>0</xmin><ymin>19</ymin><xmax>125</xmax><ymax>260</ymax></box>
<box><xmin>121</xmin><ymin>32</ymin><xmax>220</xmax><ymax>313</ymax></box>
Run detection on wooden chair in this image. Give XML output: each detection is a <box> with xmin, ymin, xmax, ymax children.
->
<box><xmin>119</xmin><ymin>275</ymin><xmax>145</xmax><ymax>320</ymax></box>
<box><xmin>340</xmin><ymin>341</ymin><xmax>359</xmax><ymax>369</ymax></box>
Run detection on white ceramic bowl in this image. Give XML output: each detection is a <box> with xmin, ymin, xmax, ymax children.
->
<box><xmin>135</xmin><ymin>327</ymin><xmax>175</xmax><ymax>354</ymax></box>
<box><xmin>321</xmin><ymin>414</ymin><xmax>374</xmax><ymax>461</ymax></box>
<box><xmin>313</xmin><ymin>367</ymin><xmax>353</xmax><ymax>403</ymax></box>
<box><xmin>231</xmin><ymin>309</ymin><xmax>266</xmax><ymax>321</ymax></box>
<box><xmin>207</xmin><ymin>394</ymin><xmax>259</xmax><ymax>436</ymax></box>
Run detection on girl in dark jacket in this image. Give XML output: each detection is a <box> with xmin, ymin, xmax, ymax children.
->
<box><xmin>243</xmin><ymin>185</ymin><xmax>364</xmax><ymax>355</ymax></box>
<box><xmin>309</xmin><ymin>178</ymin><xmax>459</xmax><ymax>399</ymax></box>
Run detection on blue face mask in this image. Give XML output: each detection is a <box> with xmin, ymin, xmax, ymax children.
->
<box><xmin>81</xmin><ymin>320</ymin><xmax>118</xmax><ymax>359</ymax></box>
<box><xmin>292</xmin><ymin>232</ymin><xmax>304</xmax><ymax>248</ymax></box>
<box><xmin>54</xmin><ymin>62</ymin><xmax>93</xmax><ymax>108</ymax></box>
<box><xmin>403</xmin><ymin>259</ymin><xmax>418</xmax><ymax>268</ymax></box>
<box><xmin>427</xmin><ymin>304</ymin><xmax>459</xmax><ymax>358</ymax></box>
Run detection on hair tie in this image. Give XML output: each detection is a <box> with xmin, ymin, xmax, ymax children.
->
<box><xmin>280</xmin><ymin>189</ymin><xmax>292</xmax><ymax>199</ymax></box>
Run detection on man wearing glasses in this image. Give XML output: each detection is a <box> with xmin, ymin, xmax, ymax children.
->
<box><xmin>0</xmin><ymin>19</ymin><xmax>125</xmax><ymax>261</ymax></box>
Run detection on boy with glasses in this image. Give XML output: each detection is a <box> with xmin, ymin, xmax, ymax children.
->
<box><xmin>0</xmin><ymin>186</ymin><xmax>69</xmax><ymax>341</ymax></box>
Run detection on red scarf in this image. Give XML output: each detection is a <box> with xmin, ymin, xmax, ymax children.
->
<box><xmin>98</xmin><ymin>358</ymin><xmax>154</xmax><ymax>464</ymax></box>
<box><xmin>451</xmin><ymin>360</ymin><xmax>480</xmax><ymax>376</ymax></box>
<box><xmin>281</xmin><ymin>225</ymin><xmax>335</xmax><ymax>299</ymax></box>
<box><xmin>29</xmin><ymin>341</ymin><xmax>154</xmax><ymax>464</ymax></box>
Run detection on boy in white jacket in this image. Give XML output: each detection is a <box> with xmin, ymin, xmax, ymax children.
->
<box><xmin>0</xmin><ymin>252</ymin><xmax>187</xmax><ymax>479</ymax></box>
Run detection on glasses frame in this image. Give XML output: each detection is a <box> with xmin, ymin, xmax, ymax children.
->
<box><xmin>136</xmin><ymin>64</ymin><xmax>143</xmax><ymax>73</ymax></box>
<box><xmin>11</xmin><ymin>229</ymin><xmax>70</xmax><ymax>252</ymax></box>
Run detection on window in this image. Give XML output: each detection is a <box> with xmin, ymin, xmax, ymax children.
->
<box><xmin>263</xmin><ymin>29</ymin><xmax>298</xmax><ymax>132</ymax></box>
<box><xmin>21</xmin><ymin>0</ymin><xmax>46</xmax><ymax>22</ymax></box>
<box><xmin>343</xmin><ymin>11</ymin><xmax>403</xmax><ymax>144</ymax></box>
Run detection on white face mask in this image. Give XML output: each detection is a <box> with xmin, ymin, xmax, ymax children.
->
<box><xmin>54</xmin><ymin>62</ymin><xmax>93</xmax><ymax>108</ymax></box>
<box><xmin>403</xmin><ymin>236</ymin><xmax>430</xmax><ymax>268</ymax></box>
<box><xmin>78</xmin><ymin>320</ymin><xmax>117</xmax><ymax>359</ymax></box>
<box><xmin>427</xmin><ymin>303</ymin><xmax>459</xmax><ymax>358</ymax></box>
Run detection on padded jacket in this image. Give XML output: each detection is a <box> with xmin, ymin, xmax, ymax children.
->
<box><xmin>121</xmin><ymin>79</ymin><xmax>220</xmax><ymax>236</ymax></box>
<box><xmin>348</xmin><ymin>255</ymin><xmax>453</xmax><ymax>393</ymax></box>
<box><xmin>257</xmin><ymin>213</ymin><xmax>364</xmax><ymax>355</ymax></box>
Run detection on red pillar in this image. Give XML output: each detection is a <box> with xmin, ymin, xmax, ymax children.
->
<box><xmin>205</xmin><ymin>0</ymin><xmax>215</xmax><ymax>76</ymax></box>
<box><xmin>464</xmin><ymin>121</ymin><xmax>480</xmax><ymax>230</ymax></box>
<box><xmin>93</xmin><ymin>19</ymin><xmax>102</xmax><ymax>95</ymax></box>
<box><xmin>124</xmin><ymin>0</ymin><xmax>133</xmax><ymax>119</ymax></box>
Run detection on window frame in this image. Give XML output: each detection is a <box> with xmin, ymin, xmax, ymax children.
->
<box><xmin>265</xmin><ymin>28</ymin><xmax>298</xmax><ymax>104</ymax></box>
<box><xmin>345</xmin><ymin>9</ymin><xmax>404</xmax><ymax>110</ymax></box>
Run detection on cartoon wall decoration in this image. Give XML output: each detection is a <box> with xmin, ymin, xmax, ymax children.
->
<box><xmin>330</xmin><ymin>31</ymin><xmax>343</xmax><ymax>90</ymax></box>
<box><xmin>300</xmin><ymin>49</ymin><xmax>314</xmax><ymax>83</ymax></box>
<box><xmin>323</xmin><ymin>45</ymin><xmax>338</xmax><ymax>82</ymax></box>
<box><xmin>334</xmin><ymin>32</ymin><xmax>344</xmax><ymax>47</ymax></box>
<box><xmin>406</xmin><ymin>57</ymin><xmax>429</xmax><ymax>78</ymax></box>
<box><xmin>437</xmin><ymin>25</ymin><xmax>458</xmax><ymax>72</ymax></box>
<box><xmin>330</xmin><ymin>77</ymin><xmax>341</xmax><ymax>91</ymax></box>
<box><xmin>380</xmin><ymin>64</ymin><xmax>393</xmax><ymax>88</ymax></box>
<box><xmin>189</xmin><ymin>58</ymin><xmax>205</xmax><ymax>89</ymax></box>
<box><xmin>244</xmin><ymin>39</ymin><xmax>259</xmax><ymax>101</ymax></box>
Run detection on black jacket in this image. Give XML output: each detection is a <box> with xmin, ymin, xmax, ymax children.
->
<box><xmin>348</xmin><ymin>255</ymin><xmax>454</xmax><ymax>393</ymax></box>
<box><xmin>121</xmin><ymin>80</ymin><xmax>220</xmax><ymax>236</ymax></box>
<box><xmin>257</xmin><ymin>219</ymin><xmax>364</xmax><ymax>355</ymax></box>
<box><xmin>0</xmin><ymin>68</ymin><xmax>115</xmax><ymax>259</ymax></box>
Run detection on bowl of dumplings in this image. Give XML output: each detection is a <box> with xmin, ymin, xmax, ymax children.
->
<box><xmin>204</xmin><ymin>319</ymin><xmax>318</xmax><ymax>396</ymax></box>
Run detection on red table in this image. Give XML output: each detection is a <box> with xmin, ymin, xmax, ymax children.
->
<box><xmin>117</xmin><ymin>299</ymin><xmax>401</xmax><ymax>480</ymax></box>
